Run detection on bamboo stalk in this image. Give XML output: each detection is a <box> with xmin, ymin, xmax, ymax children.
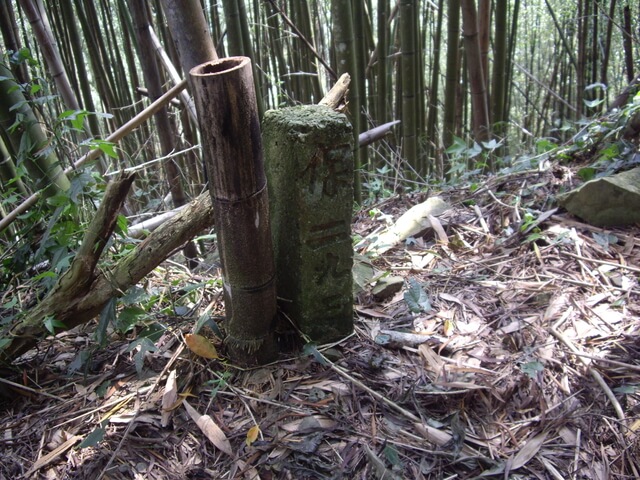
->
<box><xmin>0</xmin><ymin>79</ymin><xmax>187</xmax><ymax>234</ymax></box>
<box><xmin>190</xmin><ymin>57</ymin><xmax>277</xmax><ymax>365</ymax></box>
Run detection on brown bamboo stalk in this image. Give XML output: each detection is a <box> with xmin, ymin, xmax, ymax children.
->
<box><xmin>478</xmin><ymin>0</ymin><xmax>491</xmax><ymax>103</ymax></box>
<box><xmin>461</xmin><ymin>0</ymin><xmax>491</xmax><ymax>145</ymax></box>
<box><xmin>190</xmin><ymin>57</ymin><xmax>278</xmax><ymax>365</ymax></box>
<box><xmin>622</xmin><ymin>5</ymin><xmax>634</xmax><ymax>82</ymax></box>
<box><xmin>443</xmin><ymin>0</ymin><xmax>461</xmax><ymax>171</ymax></box>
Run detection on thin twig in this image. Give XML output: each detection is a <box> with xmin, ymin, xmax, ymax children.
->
<box><xmin>95</xmin><ymin>394</ymin><xmax>142</xmax><ymax>480</ymax></box>
<box><xmin>549</xmin><ymin>326</ymin><xmax>625</xmax><ymax>421</ymax></box>
<box><xmin>567</xmin><ymin>351</ymin><xmax>640</xmax><ymax>372</ymax></box>
<box><xmin>561</xmin><ymin>251</ymin><xmax>640</xmax><ymax>274</ymax></box>
<box><xmin>0</xmin><ymin>377</ymin><xmax>65</xmax><ymax>401</ymax></box>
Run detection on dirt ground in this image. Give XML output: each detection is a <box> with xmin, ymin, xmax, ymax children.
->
<box><xmin>1</xmin><ymin>165</ymin><xmax>639</xmax><ymax>479</ymax></box>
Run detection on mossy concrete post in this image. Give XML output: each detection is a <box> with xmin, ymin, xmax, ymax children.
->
<box><xmin>263</xmin><ymin>105</ymin><xmax>354</xmax><ymax>344</ymax></box>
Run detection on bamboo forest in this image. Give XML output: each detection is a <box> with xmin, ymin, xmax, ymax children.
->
<box><xmin>1</xmin><ymin>0</ymin><xmax>639</xmax><ymax>478</ymax></box>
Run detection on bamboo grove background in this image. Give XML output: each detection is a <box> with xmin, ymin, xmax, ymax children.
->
<box><xmin>0</xmin><ymin>0</ymin><xmax>638</xmax><ymax>211</ymax></box>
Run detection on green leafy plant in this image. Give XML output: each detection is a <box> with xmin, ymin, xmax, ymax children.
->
<box><xmin>127</xmin><ymin>337</ymin><xmax>159</xmax><ymax>375</ymax></box>
<box><xmin>404</xmin><ymin>278</ymin><xmax>432</xmax><ymax>313</ymax></box>
<box><xmin>79</xmin><ymin>419</ymin><xmax>109</xmax><ymax>448</ymax></box>
<box><xmin>363</xmin><ymin>166</ymin><xmax>396</xmax><ymax>202</ymax></box>
<box><xmin>613</xmin><ymin>384</ymin><xmax>639</xmax><ymax>395</ymax></box>
<box><xmin>205</xmin><ymin>371</ymin><xmax>232</xmax><ymax>399</ymax></box>
<box><xmin>520</xmin><ymin>360</ymin><xmax>544</xmax><ymax>379</ymax></box>
<box><xmin>301</xmin><ymin>342</ymin><xmax>328</xmax><ymax>366</ymax></box>
<box><xmin>43</xmin><ymin>315</ymin><xmax>66</xmax><ymax>334</ymax></box>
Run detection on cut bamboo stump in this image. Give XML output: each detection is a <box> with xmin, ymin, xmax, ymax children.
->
<box><xmin>190</xmin><ymin>57</ymin><xmax>278</xmax><ymax>365</ymax></box>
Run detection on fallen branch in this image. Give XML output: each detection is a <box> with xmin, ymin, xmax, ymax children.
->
<box><xmin>356</xmin><ymin>196</ymin><xmax>451</xmax><ymax>256</ymax></box>
<box><xmin>319</xmin><ymin>72</ymin><xmax>350</xmax><ymax>111</ymax></box>
<box><xmin>1</xmin><ymin>189</ymin><xmax>214</xmax><ymax>363</ymax></box>
<box><xmin>127</xmin><ymin>204</ymin><xmax>188</xmax><ymax>238</ymax></box>
<box><xmin>358</xmin><ymin>120</ymin><xmax>401</xmax><ymax>148</ymax></box>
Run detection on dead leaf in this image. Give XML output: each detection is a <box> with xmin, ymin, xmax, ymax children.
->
<box><xmin>246</xmin><ymin>425</ymin><xmax>260</xmax><ymax>446</ymax></box>
<box><xmin>429</xmin><ymin>214</ymin><xmax>448</xmax><ymax>244</ymax></box>
<box><xmin>355</xmin><ymin>306</ymin><xmax>393</xmax><ymax>319</ymax></box>
<box><xmin>443</xmin><ymin>318</ymin><xmax>455</xmax><ymax>336</ymax></box>
<box><xmin>543</xmin><ymin>294</ymin><xmax>569</xmax><ymax>322</ymax></box>
<box><xmin>25</xmin><ymin>433</ymin><xmax>82</xmax><ymax>477</ymax></box>
<box><xmin>280</xmin><ymin>415</ymin><xmax>337</xmax><ymax>433</ymax></box>
<box><xmin>418</xmin><ymin>343</ymin><xmax>445</xmax><ymax>374</ymax></box>
<box><xmin>364</xmin><ymin>444</ymin><xmax>394</xmax><ymax>480</ymax></box>
<box><xmin>439</xmin><ymin>292</ymin><xmax>463</xmax><ymax>305</ymax></box>
<box><xmin>439</xmin><ymin>292</ymin><xmax>484</xmax><ymax>317</ymax></box>
<box><xmin>495</xmin><ymin>316</ymin><xmax>537</xmax><ymax>335</ymax></box>
<box><xmin>510</xmin><ymin>431</ymin><xmax>548</xmax><ymax>470</ymax></box>
<box><xmin>628</xmin><ymin>418</ymin><xmax>640</xmax><ymax>436</ymax></box>
<box><xmin>282</xmin><ymin>431</ymin><xmax>325</xmax><ymax>454</ymax></box>
<box><xmin>161</xmin><ymin>369</ymin><xmax>178</xmax><ymax>427</ymax></box>
<box><xmin>183</xmin><ymin>400</ymin><xmax>232</xmax><ymax>456</ymax></box>
<box><xmin>185</xmin><ymin>333</ymin><xmax>219</xmax><ymax>359</ymax></box>
<box><xmin>410</xmin><ymin>252</ymin><xmax>435</xmax><ymax>269</ymax></box>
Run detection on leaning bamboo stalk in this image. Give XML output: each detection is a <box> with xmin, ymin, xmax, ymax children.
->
<box><xmin>147</xmin><ymin>26</ymin><xmax>198</xmax><ymax>123</ymax></box>
<box><xmin>0</xmin><ymin>79</ymin><xmax>187</xmax><ymax>234</ymax></box>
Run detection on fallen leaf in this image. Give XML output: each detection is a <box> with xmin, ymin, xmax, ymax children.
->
<box><xmin>418</xmin><ymin>343</ymin><xmax>445</xmax><ymax>374</ymax></box>
<box><xmin>26</xmin><ymin>434</ymin><xmax>82</xmax><ymax>477</ymax></box>
<box><xmin>183</xmin><ymin>400</ymin><xmax>232</xmax><ymax>456</ymax></box>
<box><xmin>404</xmin><ymin>278</ymin><xmax>432</xmax><ymax>313</ymax></box>
<box><xmin>429</xmin><ymin>214</ymin><xmax>449</xmax><ymax>244</ymax></box>
<box><xmin>364</xmin><ymin>444</ymin><xmax>393</xmax><ymax>480</ymax></box>
<box><xmin>161</xmin><ymin>369</ymin><xmax>178</xmax><ymax>427</ymax></box>
<box><xmin>246</xmin><ymin>425</ymin><xmax>260</xmax><ymax>446</ymax></box>
<box><xmin>280</xmin><ymin>415</ymin><xmax>337</xmax><ymax>433</ymax></box>
<box><xmin>355</xmin><ymin>306</ymin><xmax>393</xmax><ymax>319</ymax></box>
<box><xmin>439</xmin><ymin>291</ymin><xmax>484</xmax><ymax>317</ymax></box>
<box><xmin>510</xmin><ymin>431</ymin><xmax>548</xmax><ymax>470</ymax></box>
<box><xmin>282</xmin><ymin>431</ymin><xmax>324</xmax><ymax>454</ymax></box>
<box><xmin>410</xmin><ymin>252</ymin><xmax>435</xmax><ymax>269</ymax></box>
<box><xmin>185</xmin><ymin>333</ymin><xmax>219</xmax><ymax>359</ymax></box>
<box><xmin>443</xmin><ymin>318</ymin><xmax>455</xmax><ymax>336</ymax></box>
<box><xmin>543</xmin><ymin>294</ymin><xmax>569</xmax><ymax>322</ymax></box>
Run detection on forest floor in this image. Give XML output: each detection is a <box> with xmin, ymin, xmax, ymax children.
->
<box><xmin>1</xmin><ymin>160</ymin><xmax>639</xmax><ymax>479</ymax></box>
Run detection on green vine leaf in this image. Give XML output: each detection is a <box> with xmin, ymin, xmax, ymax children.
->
<box><xmin>404</xmin><ymin>278</ymin><xmax>432</xmax><ymax>313</ymax></box>
<box><xmin>43</xmin><ymin>315</ymin><xmax>66</xmax><ymax>334</ymax></box>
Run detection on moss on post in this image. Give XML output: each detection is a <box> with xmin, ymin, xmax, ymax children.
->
<box><xmin>264</xmin><ymin>105</ymin><xmax>354</xmax><ymax>344</ymax></box>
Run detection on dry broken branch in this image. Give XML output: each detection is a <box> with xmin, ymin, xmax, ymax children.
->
<box><xmin>1</xmin><ymin>190</ymin><xmax>214</xmax><ymax>363</ymax></box>
<box><xmin>319</xmin><ymin>72</ymin><xmax>351</xmax><ymax>112</ymax></box>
